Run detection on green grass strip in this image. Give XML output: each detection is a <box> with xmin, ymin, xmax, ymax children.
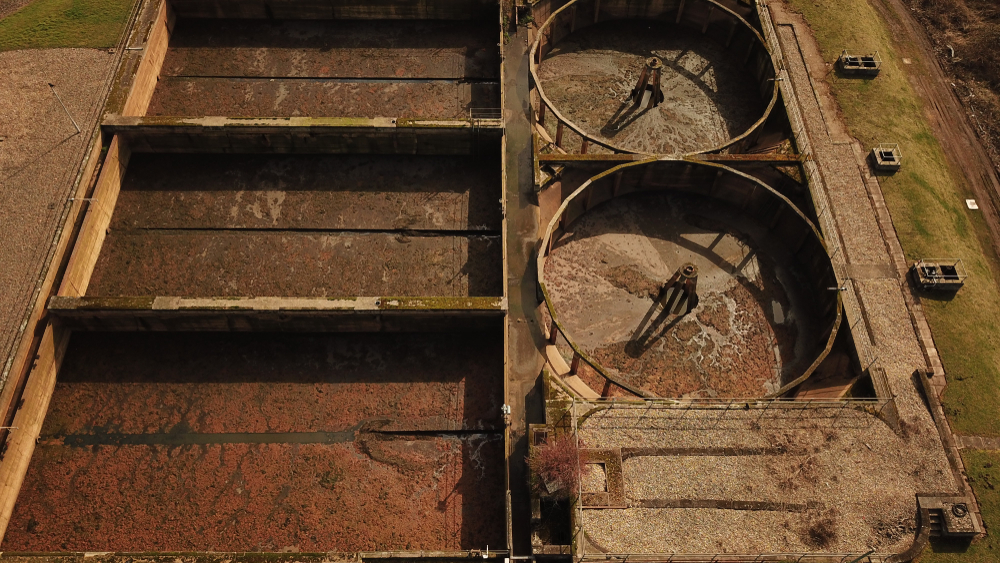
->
<box><xmin>0</xmin><ymin>0</ymin><xmax>132</xmax><ymax>51</ymax></box>
<box><xmin>785</xmin><ymin>0</ymin><xmax>1000</xmax><ymax>437</ymax></box>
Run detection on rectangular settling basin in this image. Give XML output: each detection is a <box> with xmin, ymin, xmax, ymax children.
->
<box><xmin>4</xmin><ymin>329</ymin><xmax>506</xmax><ymax>552</ymax></box>
<box><xmin>147</xmin><ymin>19</ymin><xmax>501</xmax><ymax>118</ymax></box>
<box><xmin>86</xmin><ymin>152</ymin><xmax>504</xmax><ymax>297</ymax></box>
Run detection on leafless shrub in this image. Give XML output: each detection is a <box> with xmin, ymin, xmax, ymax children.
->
<box><xmin>527</xmin><ymin>433</ymin><xmax>582</xmax><ymax>498</ymax></box>
<box><xmin>964</xmin><ymin>24</ymin><xmax>1000</xmax><ymax>88</ymax></box>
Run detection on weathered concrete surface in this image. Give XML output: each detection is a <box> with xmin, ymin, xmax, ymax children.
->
<box><xmin>4</xmin><ymin>331</ymin><xmax>506</xmax><ymax>552</ymax></box>
<box><xmin>160</xmin><ymin>20</ymin><xmax>500</xmax><ymax>79</ymax></box>
<box><xmin>147</xmin><ymin>78</ymin><xmax>500</xmax><ymax>119</ymax></box>
<box><xmin>503</xmin><ymin>25</ymin><xmax>547</xmax><ymax>556</ymax></box>
<box><xmin>0</xmin><ymin>49</ymin><xmax>113</xmax><ymax>382</ymax></box>
<box><xmin>103</xmin><ymin>115</ymin><xmax>503</xmax><ymax>155</ymax></box>
<box><xmin>87</xmin><ymin>231</ymin><xmax>503</xmax><ymax>297</ymax></box>
<box><xmin>111</xmin><ymin>153</ymin><xmax>503</xmax><ymax>231</ymax></box>
<box><xmin>538</xmin><ymin>20</ymin><xmax>766</xmax><ymax>154</ymax></box>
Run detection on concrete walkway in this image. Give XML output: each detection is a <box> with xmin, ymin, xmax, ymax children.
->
<box><xmin>957</xmin><ymin>435</ymin><xmax>1000</xmax><ymax>450</ymax></box>
<box><xmin>767</xmin><ymin>0</ymin><xmax>965</xmax><ymax>493</ymax></box>
<box><xmin>503</xmin><ymin>23</ymin><xmax>547</xmax><ymax>556</ymax></box>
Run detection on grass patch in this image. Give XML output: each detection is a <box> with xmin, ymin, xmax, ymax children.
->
<box><xmin>0</xmin><ymin>0</ymin><xmax>132</xmax><ymax>51</ymax></box>
<box><xmin>784</xmin><ymin>0</ymin><xmax>1000</xmax><ymax>436</ymax></box>
<box><xmin>920</xmin><ymin>450</ymin><xmax>999</xmax><ymax>562</ymax></box>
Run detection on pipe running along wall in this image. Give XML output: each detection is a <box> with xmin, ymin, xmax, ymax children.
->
<box><xmin>536</xmin><ymin>159</ymin><xmax>843</xmax><ymax>399</ymax></box>
<box><xmin>529</xmin><ymin>0</ymin><xmax>780</xmax><ymax>155</ymax></box>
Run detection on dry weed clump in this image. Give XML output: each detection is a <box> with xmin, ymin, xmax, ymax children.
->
<box><xmin>528</xmin><ymin>434</ymin><xmax>583</xmax><ymax>498</ymax></box>
<box><xmin>965</xmin><ymin>24</ymin><xmax>1000</xmax><ymax>88</ymax></box>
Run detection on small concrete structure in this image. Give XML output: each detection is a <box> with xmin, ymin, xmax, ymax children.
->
<box><xmin>871</xmin><ymin>143</ymin><xmax>902</xmax><ymax>172</ymax></box>
<box><xmin>911</xmin><ymin>259</ymin><xmax>967</xmax><ymax>291</ymax></box>
<box><xmin>838</xmin><ymin>50</ymin><xmax>882</xmax><ymax>76</ymax></box>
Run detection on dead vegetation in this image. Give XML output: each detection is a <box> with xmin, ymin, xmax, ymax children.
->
<box><xmin>907</xmin><ymin>0</ymin><xmax>1000</xmax><ymax>168</ymax></box>
<box><xmin>528</xmin><ymin>433</ymin><xmax>583</xmax><ymax>498</ymax></box>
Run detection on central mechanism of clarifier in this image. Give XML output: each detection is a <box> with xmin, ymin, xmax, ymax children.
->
<box><xmin>660</xmin><ymin>262</ymin><xmax>699</xmax><ymax>315</ymax></box>
<box><xmin>630</xmin><ymin>56</ymin><xmax>666</xmax><ymax>109</ymax></box>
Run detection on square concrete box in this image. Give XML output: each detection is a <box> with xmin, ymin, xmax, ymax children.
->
<box><xmin>871</xmin><ymin>143</ymin><xmax>902</xmax><ymax>172</ymax></box>
<box><xmin>839</xmin><ymin>49</ymin><xmax>882</xmax><ymax>76</ymax></box>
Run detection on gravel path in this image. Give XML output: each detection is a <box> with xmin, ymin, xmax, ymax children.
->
<box><xmin>577</xmin><ymin>403</ymin><xmax>954</xmax><ymax>555</ymax></box>
<box><xmin>0</xmin><ymin>48</ymin><xmax>114</xmax><ymax>381</ymax></box>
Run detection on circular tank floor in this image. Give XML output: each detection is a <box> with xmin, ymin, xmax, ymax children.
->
<box><xmin>543</xmin><ymin>193</ymin><xmax>818</xmax><ymax>398</ymax></box>
<box><xmin>538</xmin><ymin>20</ymin><xmax>766</xmax><ymax>155</ymax></box>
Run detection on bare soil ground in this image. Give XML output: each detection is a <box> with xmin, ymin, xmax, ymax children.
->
<box><xmin>537</xmin><ymin>20</ymin><xmax>766</xmax><ymax>154</ymax></box>
<box><xmin>88</xmin><ymin>230</ymin><xmax>503</xmax><ymax>297</ymax></box>
<box><xmin>4</xmin><ymin>331</ymin><xmax>506</xmax><ymax>552</ymax></box>
<box><xmin>904</xmin><ymin>0</ymin><xmax>1000</xmax><ymax>170</ymax></box>
<box><xmin>0</xmin><ymin>48</ymin><xmax>112</xmax><ymax>381</ymax></box>
<box><xmin>110</xmin><ymin>153</ymin><xmax>503</xmax><ymax>232</ymax></box>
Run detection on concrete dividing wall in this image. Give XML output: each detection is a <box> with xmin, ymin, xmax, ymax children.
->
<box><xmin>168</xmin><ymin>0</ymin><xmax>498</xmax><ymax>19</ymax></box>
<box><xmin>103</xmin><ymin>116</ymin><xmax>504</xmax><ymax>155</ymax></box>
<box><xmin>48</xmin><ymin>296</ymin><xmax>505</xmax><ymax>332</ymax></box>
<box><xmin>122</xmin><ymin>0</ymin><xmax>174</xmax><ymax>117</ymax></box>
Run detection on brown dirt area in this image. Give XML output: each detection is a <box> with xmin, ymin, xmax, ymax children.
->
<box><xmin>4</xmin><ymin>330</ymin><xmax>506</xmax><ymax>552</ymax></box>
<box><xmin>0</xmin><ymin>48</ymin><xmax>113</xmax><ymax>382</ymax></box>
<box><xmin>147</xmin><ymin>79</ymin><xmax>499</xmax><ymax>119</ymax></box>
<box><xmin>87</xmin><ymin>150</ymin><xmax>504</xmax><ymax>297</ymax></box>
<box><xmin>0</xmin><ymin>0</ymin><xmax>31</xmax><ymax>19</ymax></box>
<box><xmin>40</xmin><ymin>331</ymin><xmax>504</xmax><ymax>434</ymax></box>
<box><xmin>6</xmin><ymin>439</ymin><xmax>505</xmax><ymax>552</ymax></box>
<box><xmin>904</xmin><ymin>0</ymin><xmax>1000</xmax><ymax>169</ymax></box>
<box><xmin>160</xmin><ymin>19</ymin><xmax>499</xmax><ymax>79</ymax></box>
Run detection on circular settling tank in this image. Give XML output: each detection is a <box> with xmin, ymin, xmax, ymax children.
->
<box><xmin>537</xmin><ymin>20</ymin><xmax>767</xmax><ymax>155</ymax></box>
<box><xmin>538</xmin><ymin>162</ymin><xmax>840</xmax><ymax>399</ymax></box>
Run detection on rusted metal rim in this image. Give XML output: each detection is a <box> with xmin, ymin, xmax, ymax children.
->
<box><xmin>536</xmin><ymin>158</ymin><xmax>843</xmax><ymax>400</ymax></box>
<box><xmin>529</xmin><ymin>0</ymin><xmax>781</xmax><ymax>157</ymax></box>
